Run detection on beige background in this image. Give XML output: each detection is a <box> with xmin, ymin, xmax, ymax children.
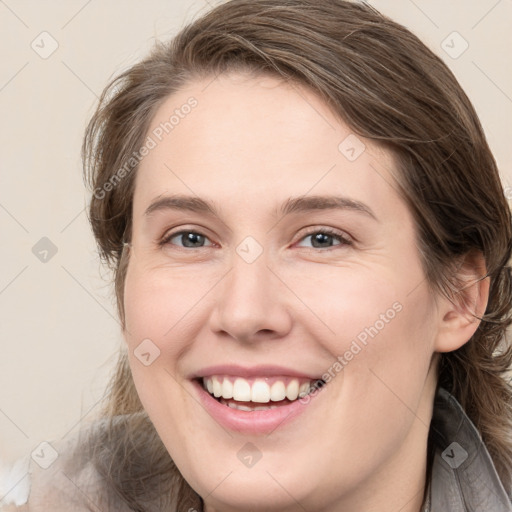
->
<box><xmin>0</xmin><ymin>0</ymin><xmax>511</xmax><ymax>465</ymax></box>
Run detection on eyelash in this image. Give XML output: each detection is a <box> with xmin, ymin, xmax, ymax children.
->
<box><xmin>159</xmin><ymin>227</ymin><xmax>353</xmax><ymax>251</ymax></box>
<box><xmin>297</xmin><ymin>228</ymin><xmax>353</xmax><ymax>249</ymax></box>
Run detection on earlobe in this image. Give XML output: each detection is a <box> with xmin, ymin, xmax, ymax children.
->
<box><xmin>434</xmin><ymin>251</ymin><xmax>490</xmax><ymax>353</ymax></box>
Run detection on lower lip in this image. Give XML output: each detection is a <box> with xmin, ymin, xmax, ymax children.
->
<box><xmin>192</xmin><ymin>379</ymin><xmax>324</xmax><ymax>435</ymax></box>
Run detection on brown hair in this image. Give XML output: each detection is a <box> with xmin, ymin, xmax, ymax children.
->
<box><xmin>82</xmin><ymin>0</ymin><xmax>512</xmax><ymax>508</ymax></box>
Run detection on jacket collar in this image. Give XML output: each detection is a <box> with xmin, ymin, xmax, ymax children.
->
<box><xmin>425</xmin><ymin>387</ymin><xmax>512</xmax><ymax>511</ymax></box>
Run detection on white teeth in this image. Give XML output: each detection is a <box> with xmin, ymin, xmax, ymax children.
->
<box><xmin>286</xmin><ymin>379</ymin><xmax>299</xmax><ymax>400</ymax></box>
<box><xmin>233</xmin><ymin>378</ymin><xmax>251</xmax><ymax>401</ymax></box>
<box><xmin>298</xmin><ymin>382</ymin><xmax>310</xmax><ymax>398</ymax></box>
<box><xmin>222</xmin><ymin>398</ymin><xmax>278</xmax><ymax>411</ymax></box>
<box><xmin>222</xmin><ymin>378</ymin><xmax>233</xmax><ymax>399</ymax></box>
<box><xmin>202</xmin><ymin>375</ymin><xmax>323</xmax><ymax>403</ymax></box>
<box><xmin>212</xmin><ymin>377</ymin><xmax>222</xmax><ymax>398</ymax></box>
<box><xmin>270</xmin><ymin>381</ymin><xmax>286</xmax><ymax>401</ymax></box>
<box><xmin>228</xmin><ymin>402</ymin><xmax>252</xmax><ymax>412</ymax></box>
<box><xmin>251</xmin><ymin>380</ymin><xmax>271</xmax><ymax>403</ymax></box>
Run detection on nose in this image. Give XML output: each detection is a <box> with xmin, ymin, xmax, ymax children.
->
<box><xmin>208</xmin><ymin>252</ymin><xmax>293</xmax><ymax>343</ymax></box>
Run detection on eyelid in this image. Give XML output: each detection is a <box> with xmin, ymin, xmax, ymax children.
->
<box><xmin>160</xmin><ymin>225</ymin><xmax>353</xmax><ymax>251</ymax></box>
<box><xmin>293</xmin><ymin>226</ymin><xmax>353</xmax><ymax>249</ymax></box>
<box><xmin>160</xmin><ymin>227</ymin><xmax>216</xmax><ymax>248</ymax></box>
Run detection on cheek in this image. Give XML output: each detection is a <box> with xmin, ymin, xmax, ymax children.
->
<box><xmin>122</xmin><ymin>267</ymin><xmax>193</xmax><ymax>430</ymax></box>
<box><xmin>122</xmin><ymin>263</ymin><xmax>223</xmax><ymax>418</ymax></box>
<box><xmin>123</xmin><ymin>264</ymin><xmax>213</xmax><ymax>349</ymax></box>
<box><xmin>122</xmin><ymin>266</ymin><xmax>193</xmax><ymax>408</ymax></box>
<box><xmin>280</xmin><ymin>263</ymin><xmax>404</xmax><ymax>348</ymax></box>
<box><xmin>290</xmin><ymin>261</ymin><xmax>435</xmax><ymax>389</ymax></box>
<box><xmin>327</xmin><ymin>281</ymin><xmax>436</xmax><ymax>443</ymax></box>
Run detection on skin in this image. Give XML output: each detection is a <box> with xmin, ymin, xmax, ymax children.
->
<box><xmin>122</xmin><ymin>72</ymin><xmax>489</xmax><ymax>512</ymax></box>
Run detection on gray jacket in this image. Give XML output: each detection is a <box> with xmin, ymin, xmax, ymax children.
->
<box><xmin>425</xmin><ymin>387</ymin><xmax>512</xmax><ymax>511</ymax></box>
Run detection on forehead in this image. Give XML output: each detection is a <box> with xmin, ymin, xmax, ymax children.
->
<box><xmin>132</xmin><ymin>73</ymin><xmax>401</xmax><ymax>219</ymax></box>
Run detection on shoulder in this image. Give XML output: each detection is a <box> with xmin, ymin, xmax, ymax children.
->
<box><xmin>0</xmin><ymin>456</ymin><xmax>30</xmax><ymax>510</ymax></box>
<box><xmin>429</xmin><ymin>387</ymin><xmax>512</xmax><ymax>511</ymax></box>
<box><xmin>0</xmin><ymin>416</ymin><xmax>137</xmax><ymax>512</ymax></box>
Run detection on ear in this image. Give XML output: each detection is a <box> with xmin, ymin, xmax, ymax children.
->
<box><xmin>434</xmin><ymin>250</ymin><xmax>490</xmax><ymax>353</ymax></box>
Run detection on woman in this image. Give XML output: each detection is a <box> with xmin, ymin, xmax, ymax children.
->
<box><xmin>2</xmin><ymin>0</ymin><xmax>511</xmax><ymax>510</ymax></box>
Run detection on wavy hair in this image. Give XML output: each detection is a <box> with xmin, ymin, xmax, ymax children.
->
<box><xmin>82</xmin><ymin>0</ymin><xmax>512</xmax><ymax>508</ymax></box>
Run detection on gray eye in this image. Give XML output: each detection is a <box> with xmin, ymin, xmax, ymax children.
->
<box><xmin>167</xmin><ymin>231</ymin><xmax>212</xmax><ymax>248</ymax></box>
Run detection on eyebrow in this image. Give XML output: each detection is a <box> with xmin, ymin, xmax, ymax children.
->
<box><xmin>144</xmin><ymin>194</ymin><xmax>377</xmax><ymax>221</ymax></box>
<box><xmin>280</xmin><ymin>195</ymin><xmax>377</xmax><ymax>220</ymax></box>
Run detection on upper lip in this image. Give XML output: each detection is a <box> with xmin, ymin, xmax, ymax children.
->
<box><xmin>190</xmin><ymin>364</ymin><xmax>323</xmax><ymax>380</ymax></box>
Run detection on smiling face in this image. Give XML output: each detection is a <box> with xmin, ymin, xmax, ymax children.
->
<box><xmin>122</xmin><ymin>73</ymin><xmax>441</xmax><ymax>512</ymax></box>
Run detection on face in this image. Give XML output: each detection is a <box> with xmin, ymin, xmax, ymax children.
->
<box><xmin>123</xmin><ymin>73</ymin><xmax>440</xmax><ymax>512</ymax></box>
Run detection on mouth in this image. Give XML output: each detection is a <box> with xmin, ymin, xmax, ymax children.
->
<box><xmin>191</xmin><ymin>374</ymin><xmax>326</xmax><ymax>433</ymax></box>
<box><xmin>199</xmin><ymin>375</ymin><xmax>326</xmax><ymax>411</ymax></box>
